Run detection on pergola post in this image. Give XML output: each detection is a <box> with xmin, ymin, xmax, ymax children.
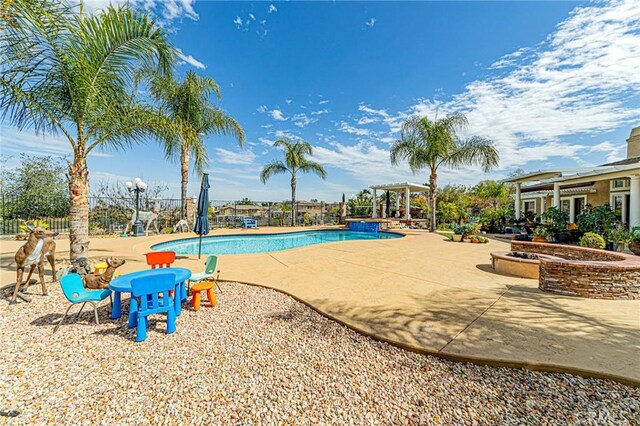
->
<box><xmin>553</xmin><ymin>183</ymin><xmax>560</xmax><ymax>209</ymax></box>
<box><xmin>630</xmin><ymin>175</ymin><xmax>640</xmax><ymax>228</ymax></box>
<box><xmin>395</xmin><ymin>191</ymin><xmax>400</xmax><ymax>218</ymax></box>
<box><xmin>514</xmin><ymin>183</ymin><xmax>521</xmax><ymax>219</ymax></box>
<box><xmin>404</xmin><ymin>186</ymin><xmax>410</xmax><ymax>220</ymax></box>
<box><xmin>372</xmin><ymin>188</ymin><xmax>377</xmax><ymax>218</ymax></box>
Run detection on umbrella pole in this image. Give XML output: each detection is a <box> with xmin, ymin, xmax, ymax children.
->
<box><xmin>198</xmin><ymin>234</ymin><xmax>202</xmax><ymax>259</ymax></box>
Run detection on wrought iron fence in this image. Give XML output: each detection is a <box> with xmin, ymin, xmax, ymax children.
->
<box><xmin>0</xmin><ymin>194</ymin><xmax>343</xmax><ymax>236</ymax></box>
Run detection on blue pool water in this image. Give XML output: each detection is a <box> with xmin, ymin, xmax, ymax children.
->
<box><xmin>151</xmin><ymin>230</ymin><xmax>402</xmax><ymax>255</ymax></box>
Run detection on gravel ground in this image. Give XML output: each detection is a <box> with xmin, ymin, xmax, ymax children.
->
<box><xmin>1</xmin><ymin>282</ymin><xmax>638</xmax><ymax>425</ymax></box>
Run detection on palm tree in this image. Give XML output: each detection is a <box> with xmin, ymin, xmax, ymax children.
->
<box><xmin>0</xmin><ymin>0</ymin><xmax>176</xmax><ymax>260</ymax></box>
<box><xmin>144</xmin><ymin>71</ymin><xmax>245</xmax><ymax>218</ymax></box>
<box><xmin>390</xmin><ymin>112</ymin><xmax>499</xmax><ymax>231</ymax></box>
<box><xmin>260</xmin><ymin>138</ymin><xmax>327</xmax><ymax>226</ymax></box>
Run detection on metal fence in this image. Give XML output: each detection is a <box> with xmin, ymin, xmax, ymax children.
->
<box><xmin>0</xmin><ymin>194</ymin><xmax>343</xmax><ymax>236</ymax></box>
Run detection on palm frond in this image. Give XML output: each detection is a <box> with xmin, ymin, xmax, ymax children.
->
<box><xmin>260</xmin><ymin>160</ymin><xmax>289</xmax><ymax>184</ymax></box>
<box><xmin>298</xmin><ymin>160</ymin><xmax>327</xmax><ymax>180</ymax></box>
<box><xmin>442</xmin><ymin>136</ymin><xmax>499</xmax><ymax>172</ymax></box>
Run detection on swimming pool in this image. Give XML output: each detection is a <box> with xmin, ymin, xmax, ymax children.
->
<box><xmin>151</xmin><ymin>230</ymin><xmax>402</xmax><ymax>255</ymax></box>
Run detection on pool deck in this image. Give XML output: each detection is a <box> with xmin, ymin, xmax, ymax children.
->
<box><xmin>1</xmin><ymin>226</ymin><xmax>638</xmax><ymax>385</ymax></box>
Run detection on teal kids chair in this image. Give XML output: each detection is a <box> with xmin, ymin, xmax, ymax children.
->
<box><xmin>54</xmin><ymin>273</ymin><xmax>112</xmax><ymax>333</ymax></box>
<box><xmin>130</xmin><ymin>273</ymin><xmax>177</xmax><ymax>342</ymax></box>
<box><xmin>189</xmin><ymin>255</ymin><xmax>222</xmax><ymax>293</ymax></box>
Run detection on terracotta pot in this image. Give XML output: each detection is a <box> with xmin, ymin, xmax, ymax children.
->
<box><xmin>629</xmin><ymin>241</ymin><xmax>640</xmax><ymax>256</ymax></box>
<box><xmin>452</xmin><ymin>234</ymin><xmax>463</xmax><ymax>242</ymax></box>
<box><xmin>532</xmin><ymin>236</ymin><xmax>547</xmax><ymax>243</ymax></box>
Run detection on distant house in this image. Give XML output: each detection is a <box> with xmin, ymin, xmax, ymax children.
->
<box><xmin>217</xmin><ymin>203</ymin><xmax>266</xmax><ymax>217</ymax></box>
<box><xmin>503</xmin><ymin>127</ymin><xmax>640</xmax><ymax>227</ymax></box>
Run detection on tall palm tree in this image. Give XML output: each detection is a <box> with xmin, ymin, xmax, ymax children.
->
<box><xmin>144</xmin><ymin>71</ymin><xmax>245</xmax><ymax>218</ymax></box>
<box><xmin>260</xmin><ymin>138</ymin><xmax>327</xmax><ymax>226</ymax></box>
<box><xmin>0</xmin><ymin>0</ymin><xmax>176</xmax><ymax>259</ymax></box>
<box><xmin>390</xmin><ymin>112</ymin><xmax>499</xmax><ymax>231</ymax></box>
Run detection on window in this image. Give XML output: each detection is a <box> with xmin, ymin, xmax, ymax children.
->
<box><xmin>574</xmin><ymin>197</ymin><xmax>585</xmax><ymax>218</ymax></box>
<box><xmin>523</xmin><ymin>200</ymin><xmax>536</xmax><ymax>214</ymax></box>
<box><xmin>560</xmin><ymin>199</ymin><xmax>570</xmax><ymax>216</ymax></box>
<box><xmin>611</xmin><ymin>179</ymin><xmax>630</xmax><ymax>190</ymax></box>
<box><xmin>611</xmin><ymin>193</ymin><xmax>630</xmax><ymax>223</ymax></box>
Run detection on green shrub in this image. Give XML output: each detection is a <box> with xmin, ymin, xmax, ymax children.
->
<box><xmin>19</xmin><ymin>219</ymin><xmax>49</xmax><ymax>233</ymax></box>
<box><xmin>579</xmin><ymin>232</ymin><xmax>605</xmax><ymax>249</ymax></box>
<box><xmin>576</xmin><ymin>204</ymin><xmax>618</xmax><ymax>234</ymax></box>
<box><xmin>160</xmin><ymin>227</ymin><xmax>173</xmax><ymax>234</ymax></box>
<box><xmin>453</xmin><ymin>223</ymin><xmax>477</xmax><ymax>237</ymax></box>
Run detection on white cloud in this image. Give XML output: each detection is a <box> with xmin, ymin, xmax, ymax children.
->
<box><xmin>0</xmin><ymin>125</ymin><xmax>111</xmax><ymax>158</ymax></box>
<box><xmin>337</xmin><ymin>121</ymin><xmax>372</xmax><ymax>137</ymax></box>
<box><xmin>365</xmin><ymin>18</ymin><xmax>377</xmax><ymax>28</ymax></box>
<box><xmin>311</xmin><ymin>109</ymin><xmax>329</xmax><ymax>116</ymax></box>
<box><xmin>270</xmin><ymin>109</ymin><xmax>288</xmax><ymax>121</ymax></box>
<box><xmin>292</xmin><ymin>113</ymin><xmax>318</xmax><ymax>128</ymax></box>
<box><xmin>233</xmin><ymin>16</ymin><xmax>243</xmax><ymax>27</ymax></box>
<box><xmin>248</xmin><ymin>13</ymin><xmax>256</xmax><ymax>21</ymax></box>
<box><xmin>285</xmin><ymin>99</ymin><xmax>293</xmax><ymax>104</ymax></box>
<box><xmin>257</xmin><ymin>105</ymin><xmax>268</xmax><ymax>113</ymax></box>
<box><xmin>71</xmin><ymin>0</ymin><xmax>198</xmax><ymax>24</ymax></box>
<box><xmin>214</xmin><ymin>148</ymin><xmax>256</xmax><ymax>165</ymax></box>
<box><xmin>268</xmin><ymin>4</ymin><xmax>278</xmax><ymax>14</ymax></box>
<box><xmin>318</xmin><ymin>100</ymin><xmax>329</xmax><ymax>105</ymax></box>
<box><xmin>176</xmin><ymin>48</ymin><xmax>205</xmax><ymax>69</ymax></box>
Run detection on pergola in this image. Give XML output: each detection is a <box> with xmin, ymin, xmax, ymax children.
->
<box><xmin>369</xmin><ymin>182</ymin><xmax>429</xmax><ymax>220</ymax></box>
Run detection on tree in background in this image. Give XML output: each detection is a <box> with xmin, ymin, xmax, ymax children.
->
<box><xmin>390</xmin><ymin>112</ymin><xmax>499</xmax><ymax>231</ymax></box>
<box><xmin>348</xmin><ymin>189</ymin><xmax>373</xmax><ymax>217</ymax></box>
<box><xmin>0</xmin><ymin>154</ymin><xmax>69</xmax><ymax>219</ymax></box>
<box><xmin>260</xmin><ymin>138</ymin><xmax>327</xmax><ymax>226</ymax></box>
<box><xmin>0</xmin><ymin>0</ymin><xmax>176</xmax><ymax>259</ymax></box>
<box><xmin>144</xmin><ymin>70</ymin><xmax>245</xmax><ymax>219</ymax></box>
<box><xmin>436</xmin><ymin>185</ymin><xmax>470</xmax><ymax>224</ymax></box>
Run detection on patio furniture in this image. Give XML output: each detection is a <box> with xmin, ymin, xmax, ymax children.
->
<box><xmin>242</xmin><ymin>216</ymin><xmax>258</xmax><ymax>229</ymax></box>
<box><xmin>189</xmin><ymin>255</ymin><xmax>222</xmax><ymax>293</ymax></box>
<box><xmin>145</xmin><ymin>251</ymin><xmax>176</xmax><ymax>269</ymax></box>
<box><xmin>108</xmin><ymin>268</ymin><xmax>191</xmax><ymax>322</ymax></box>
<box><xmin>130</xmin><ymin>273</ymin><xmax>177</xmax><ymax>342</ymax></box>
<box><xmin>191</xmin><ymin>281</ymin><xmax>216</xmax><ymax>312</ymax></box>
<box><xmin>54</xmin><ymin>273</ymin><xmax>112</xmax><ymax>333</ymax></box>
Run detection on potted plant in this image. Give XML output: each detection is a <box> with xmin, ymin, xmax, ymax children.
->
<box><xmin>541</xmin><ymin>207</ymin><xmax>569</xmax><ymax>243</ymax></box>
<box><xmin>532</xmin><ymin>226</ymin><xmax>548</xmax><ymax>243</ymax></box>
<box><xmin>452</xmin><ymin>223</ymin><xmax>476</xmax><ymax>242</ymax></box>
<box><xmin>629</xmin><ymin>228</ymin><xmax>640</xmax><ymax>256</ymax></box>
<box><xmin>606</xmin><ymin>226</ymin><xmax>632</xmax><ymax>252</ymax></box>
<box><xmin>452</xmin><ymin>225</ymin><xmax>464</xmax><ymax>242</ymax></box>
<box><xmin>470</xmin><ymin>235</ymin><xmax>489</xmax><ymax>244</ymax></box>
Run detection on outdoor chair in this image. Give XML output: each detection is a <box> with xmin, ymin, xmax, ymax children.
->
<box><xmin>130</xmin><ymin>273</ymin><xmax>177</xmax><ymax>342</ymax></box>
<box><xmin>241</xmin><ymin>216</ymin><xmax>258</xmax><ymax>229</ymax></box>
<box><xmin>189</xmin><ymin>255</ymin><xmax>222</xmax><ymax>293</ymax></box>
<box><xmin>54</xmin><ymin>273</ymin><xmax>112</xmax><ymax>333</ymax></box>
<box><xmin>146</xmin><ymin>251</ymin><xmax>176</xmax><ymax>269</ymax></box>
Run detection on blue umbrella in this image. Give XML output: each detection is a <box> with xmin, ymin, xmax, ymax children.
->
<box><xmin>193</xmin><ymin>173</ymin><xmax>210</xmax><ymax>259</ymax></box>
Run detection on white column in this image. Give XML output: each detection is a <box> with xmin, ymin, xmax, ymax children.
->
<box><xmin>630</xmin><ymin>175</ymin><xmax>640</xmax><ymax>228</ymax></box>
<box><xmin>553</xmin><ymin>183</ymin><xmax>561</xmax><ymax>209</ymax></box>
<box><xmin>539</xmin><ymin>196</ymin><xmax>545</xmax><ymax>215</ymax></box>
<box><xmin>395</xmin><ymin>191</ymin><xmax>400</xmax><ymax>217</ymax></box>
<box><xmin>404</xmin><ymin>186</ymin><xmax>410</xmax><ymax>220</ymax></box>
<box><xmin>569</xmin><ymin>198</ymin><xmax>575</xmax><ymax>223</ymax></box>
<box><xmin>372</xmin><ymin>188</ymin><xmax>377</xmax><ymax>218</ymax></box>
<box><xmin>514</xmin><ymin>183</ymin><xmax>521</xmax><ymax>218</ymax></box>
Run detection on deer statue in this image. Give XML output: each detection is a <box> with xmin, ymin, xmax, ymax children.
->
<box><xmin>10</xmin><ymin>225</ymin><xmax>58</xmax><ymax>304</ymax></box>
<box><xmin>82</xmin><ymin>258</ymin><xmax>126</xmax><ymax>289</ymax></box>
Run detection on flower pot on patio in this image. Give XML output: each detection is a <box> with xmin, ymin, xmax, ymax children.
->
<box><xmin>452</xmin><ymin>234</ymin><xmax>463</xmax><ymax>242</ymax></box>
<box><xmin>532</xmin><ymin>236</ymin><xmax>547</xmax><ymax>243</ymax></box>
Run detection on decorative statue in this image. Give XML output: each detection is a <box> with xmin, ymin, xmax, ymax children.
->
<box><xmin>10</xmin><ymin>225</ymin><xmax>57</xmax><ymax>304</ymax></box>
<box><xmin>82</xmin><ymin>258</ymin><xmax>126</xmax><ymax>289</ymax></box>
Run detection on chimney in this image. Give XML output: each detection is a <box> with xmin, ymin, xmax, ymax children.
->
<box><xmin>628</xmin><ymin>126</ymin><xmax>640</xmax><ymax>159</ymax></box>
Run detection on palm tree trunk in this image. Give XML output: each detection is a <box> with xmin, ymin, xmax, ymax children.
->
<box><xmin>180</xmin><ymin>141</ymin><xmax>190</xmax><ymax>220</ymax></box>
<box><xmin>291</xmin><ymin>173</ymin><xmax>296</xmax><ymax>227</ymax></box>
<box><xmin>68</xmin><ymin>156</ymin><xmax>90</xmax><ymax>261</ymax></box>
<box><xmin>429</xmin><ymin>168</ymin><xmax>437</xmax><ymax>232</ymax></box>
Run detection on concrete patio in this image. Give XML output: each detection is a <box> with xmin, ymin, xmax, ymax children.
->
<box><xmin>1</xmin><ymin>227</ymin><xmax>638</xmax><ymax>385</ymax></box>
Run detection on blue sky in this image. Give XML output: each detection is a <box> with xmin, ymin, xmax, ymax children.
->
<box><xmin>2</xmin><ymin>0</ymin><xmax>639</xmax><ymax>202</ymax></box>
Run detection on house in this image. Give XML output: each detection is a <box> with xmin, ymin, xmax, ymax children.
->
<box><xmin>217</xmin><ymin>203</ymin><xmax>266</xmax><ymax>218</ymax></box>
<box><xmin>503</xmin><ymin>127</ymin><xmax>640</xmax><ymax>227</ymax></box>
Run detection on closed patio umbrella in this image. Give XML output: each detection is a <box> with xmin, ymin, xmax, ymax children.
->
<box><xmin>193</xmin><ymin>173</ymin><xmax>210</xmax><ymax>259</ymax></box>
<box><xmin>385</xmin><ymin>190</ymin><xmax>391</xmax><ymax>217</ymax></box>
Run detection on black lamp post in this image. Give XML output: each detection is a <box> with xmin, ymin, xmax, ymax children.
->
<box><xmin>125</xmin><ymin>177</ymin><xmax>147</xmax><ymax>237</ymax></box>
